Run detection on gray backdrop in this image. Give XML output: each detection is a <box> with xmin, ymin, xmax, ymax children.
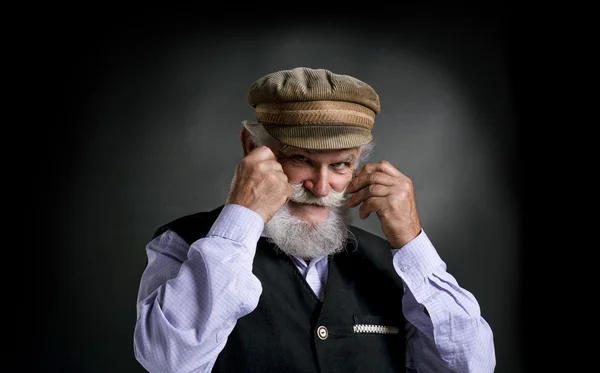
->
<box><xmin>32</xmin><ymin>11</ymin><xmax>521</xmax><ymax>373</ymax></box>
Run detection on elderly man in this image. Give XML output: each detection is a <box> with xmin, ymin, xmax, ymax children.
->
<box><xmin>133</xmin><ymin>67</ymin><xmax>496</xmax><ymax>372</ymax></box>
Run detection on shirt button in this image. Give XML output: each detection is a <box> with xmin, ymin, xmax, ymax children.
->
<box><xmin>400</xmin><ymin>265</ymin><xmax>410</xmax><ymax>272</ymax></box>
<box><xmin>317</xmin><ymin>326</ymin><xmax>328</xmax><ymax>340</ymax></box>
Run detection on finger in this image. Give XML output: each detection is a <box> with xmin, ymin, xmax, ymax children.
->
<box><xmin>345</xmin><ymin>171</ymin><xmax>396</xmax><ymax>194</ymax></box>
<box><xmin>239</xmin><ymin>159</ymin><xmax>283</xmax><ymax>176</ymax></box>
<box><xmin>358</xmin><ymin>196</ymin><xmax>388</xmax><ymax>219</ymax></box>
<box><xmin>256</xmin><ymin>159</ymin><xmax>285</xmax><ymax>173</ymax></box>
<box><xmin>249</xmin><ymin>145</ymin><xmax>277</xmax><ymax>161</ymax></box>
<box><xmin>354</xmin><ymin>161</ymin><xmax>403</xmax><ymax>179</ymax></box>
<box><xmin>278</xmin><ymin>170</ymin><xmax>290</xmax><ymax>183</ymax></box>
<box><xmin>346</xmin><ymin>183</ymin><xmax>389</xmax><ymax>208</ymax></box>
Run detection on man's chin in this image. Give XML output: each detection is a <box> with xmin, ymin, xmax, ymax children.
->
<box><xmin>287</xmin><ymin>202</ymin><xmax>329</xmax><ymax>225</ymax></box>
<box><xmin>265</xmin><ymin>201</ymin><xmax>352</xmax><ymax>259</ymax></box>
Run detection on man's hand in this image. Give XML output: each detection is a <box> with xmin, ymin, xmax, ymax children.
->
<box><xmin>226</xmin><ymin>146</ymin><xmax>292</xmax><ymax>224</ymax></box>
<box><xmin>345</xmin><ymin>161</ymin><xmax>422</xmax><ymax>248</ymax></box>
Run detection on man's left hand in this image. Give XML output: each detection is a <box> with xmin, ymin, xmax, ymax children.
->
<box><xmin>345</xmin><ymin>161</ymin><xmax>422</xmax><ymax>248</ymax></box>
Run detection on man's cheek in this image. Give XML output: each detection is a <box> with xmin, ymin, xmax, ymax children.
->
<box><xmin>337</xmin><ymin>175</ymin><xmax>354</xmax><ymax>193</ymax></box>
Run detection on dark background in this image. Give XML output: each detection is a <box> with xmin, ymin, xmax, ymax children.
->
<box><xmin>17</xmin><ymin>6</ymin><xmax>528</xmax><ymax>373</ymax></box>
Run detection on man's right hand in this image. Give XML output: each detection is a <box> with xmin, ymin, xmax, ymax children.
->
<box><xmin>226</xmin><ymin>146</ymin><xmax>292</xmax><ymax>224</ymax></box>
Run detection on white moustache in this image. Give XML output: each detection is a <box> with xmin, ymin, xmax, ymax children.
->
<box><xmin>288</xmin><ymin>183</ymin><xmax>347</xmax><ymax>208</ymax></box>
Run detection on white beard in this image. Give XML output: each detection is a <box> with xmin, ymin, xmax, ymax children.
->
<box><xmin>264</xmin><ymin>183</ymin><xmax>352</xmax><ymax>260</ymax></box>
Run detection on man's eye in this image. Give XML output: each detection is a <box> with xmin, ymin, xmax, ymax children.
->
<box><xmin>331</xmin><ymin>162</ymin><xmax>350</xmax><ymax>169</ymax></box>
<box><xmin>293</xmin><ymin>155</ymin><xmax>309</xmax><ymax>163</ymax></box>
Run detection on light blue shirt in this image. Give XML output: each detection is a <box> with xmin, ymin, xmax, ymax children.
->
<box><xmin>134</xmin><ymin>204</ymin><xmax>496</xmax><ymax>372</ymax></box>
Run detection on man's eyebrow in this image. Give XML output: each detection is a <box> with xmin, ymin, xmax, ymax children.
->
<box><xmin>332</xmin><ymin>154</ymin><xmax>355</xmax><ymax>163</ymax></box>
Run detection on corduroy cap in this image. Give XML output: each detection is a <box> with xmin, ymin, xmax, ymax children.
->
<box><xmin>247</xmin><ymin>67</ymin><xmax>380</xmax><ymax>150</ymax></box>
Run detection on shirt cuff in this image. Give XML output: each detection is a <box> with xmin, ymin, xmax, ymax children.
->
<box><xmin>206</xmin><ymin>204</ymin><xmax>265</xmax><ymax>250</ymax></box>
<box><xmin>392</xmin><ymin>229</ymin><xmax>445</xmax><ymax>290</ymax></box>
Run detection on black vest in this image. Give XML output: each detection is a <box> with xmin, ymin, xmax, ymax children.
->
<box><xmin>153</xmin><ymin>206</ymin><xmax>407</xmax><ymax>372</ymax></box>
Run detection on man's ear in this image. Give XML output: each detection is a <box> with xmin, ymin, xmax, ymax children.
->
<box><xmin>240</xmin><ymin>127</ymin><xmax>256</xmax><ymax>156</ymax></box>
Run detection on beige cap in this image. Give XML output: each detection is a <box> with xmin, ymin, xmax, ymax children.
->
<box><xmin>247</xmin><ymin>67</ymin><xmax>380</xmax><ymax>150</ymax></box>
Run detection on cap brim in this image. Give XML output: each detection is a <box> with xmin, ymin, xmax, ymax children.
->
<box><xmin>263</xmin><ymin>123</ymin><xmax>372</xmax><ymax>150</ymax></box>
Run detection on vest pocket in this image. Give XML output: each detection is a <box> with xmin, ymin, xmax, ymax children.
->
<box><xmin>352</xmin><ymin>315</ymin><xmax>400</xmax><ymax>335</ymax></box>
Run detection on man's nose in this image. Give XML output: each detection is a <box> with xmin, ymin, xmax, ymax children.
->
<box><xmin>304</xmin><ymin>168</ymin><xmax>331</xmax><ymax>197</ymax></box>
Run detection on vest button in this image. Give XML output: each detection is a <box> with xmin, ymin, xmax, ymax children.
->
<box><xmin>317</xmin><ymin>325</ymin><xmax>328</xmax><ymax>340</ymax></box>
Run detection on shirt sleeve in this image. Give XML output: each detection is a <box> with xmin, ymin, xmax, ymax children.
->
<box><xmin>133</xmin><ymin>204</ymin><xmax>264</xmax><ymax>373</ymax></box>
<box><xmin>392</xmin><ymin>230</ymin><xmax>496</xmax><ymax>373</ymax></box>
